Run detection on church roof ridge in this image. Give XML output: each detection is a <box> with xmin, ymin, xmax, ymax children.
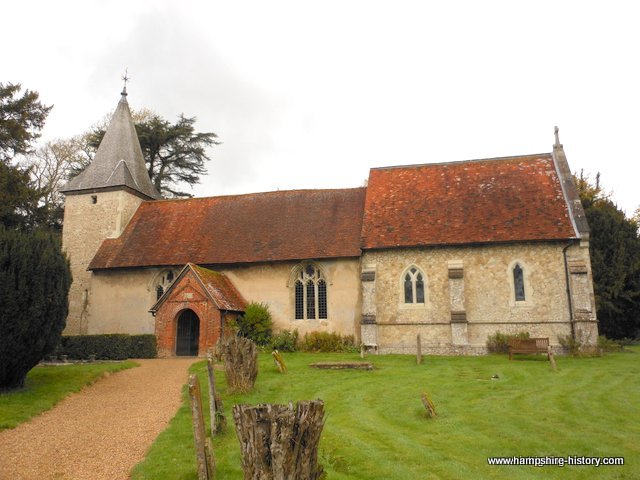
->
<box><xmin>60</xmin><ymin>90</ymin><xmax>160</xmax><ymax>199</ymax></box>
<box><xmin>370</xmin><ymin>152</ymin><xmax>553</xmax><ymax>172</ymax></box>
<box><xmin>150</xmin><ymin>186</ymin><xmax>367</xmax><ymax>204</ymax></box>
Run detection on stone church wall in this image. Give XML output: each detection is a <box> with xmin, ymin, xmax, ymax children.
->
<box><xmin>223</xmin><ymin>258</ymin><xmax>361</xmax><ymax>338</ymax></box>
<box><xmin>88</xmin><ymin>269</ymin><xmax>158</xmax><ymax>335</ymax></box>
<box><xmin>361</xmin><ymin>241</ymin><xmax>597</xmax><ymax>354</ymax></box>
<box><xmin>85</xmin><ymin>258</ymin><xmax>361</xmax><ymax>341</ymax></box>
<box><xmin>62</xmin><ymin>190</ymin><xmax>143</xmax><ymax>335</ymax></box>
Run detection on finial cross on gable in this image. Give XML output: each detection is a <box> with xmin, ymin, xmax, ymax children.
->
<box><xmin>554</xmin><ymin>126</ymin><xmax>561</xmax><ymax>147</ymax></box>
<box><xmin>121</xmin><ymin>68</ymin><xmax>131</xmax><ymax>96</ymax></box>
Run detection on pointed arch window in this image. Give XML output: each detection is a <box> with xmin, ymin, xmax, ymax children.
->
<box><xmin>404</xmin><ymin>266</ymin><xmax>425</xmax><ymax>304</ymax></box>
<box><xmin>294</xmin><ymin>263</ymin><xmax>327</xmax><ymax>320</ymax></box>
<box><xmin>513</xmin><ymin>264</ymin><xmax>525</xmax><ymax>301</ymax></box>
<box><xmin>154</xmin><ymin>269</ymin><xmax>177</xmax><ymax>301</ymax></box>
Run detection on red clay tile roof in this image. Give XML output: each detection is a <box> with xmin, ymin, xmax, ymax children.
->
<box><xmin>90</xmin><ymin>188</ymin><xmax>366</xmax><ymax>269</ymax></box>
<box><xmin>192</xmin><ymin>265</ymin><xmax>246</xmax><ymax>311</ymax></box>
<box><xmin>361</xmin><ymin>154</ymin><xmax>577</xmax><ymax>249</ymax></box>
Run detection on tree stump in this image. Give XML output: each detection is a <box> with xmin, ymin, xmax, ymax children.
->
<box><xmin>416</xmin><ymin>334</ymin><xmax>422</xmax><ymax>365</ymax></box>
<box><xmin>222</xmin><ymin>336</ymin><xmax>258</xmax><ymax>393</ymax></box>
<box><xmin>233</xmin><ymin>400</ymin><xmax>325</xmax><ymax>480</ymax></box>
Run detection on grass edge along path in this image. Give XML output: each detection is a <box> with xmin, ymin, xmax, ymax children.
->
<box><xmin>131</xmin><ymin>350</ymin><xmax>640</xmax><ymax>480</ymax></box>
<box><xmin>0</xmin><ymin>361</ymin><xmax>137</xmax><ymax>430</ymax></box>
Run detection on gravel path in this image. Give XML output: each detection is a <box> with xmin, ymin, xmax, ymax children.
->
<box><xmin>0</xmin><ymin>358</ymin><xmax>196</xmax><ymax>480</ymax></box>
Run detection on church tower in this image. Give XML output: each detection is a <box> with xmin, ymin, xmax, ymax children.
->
<box><xmin>60</xmin><ymin>87</ymin><xmax>160</xmax><ymax>334</ymax></box>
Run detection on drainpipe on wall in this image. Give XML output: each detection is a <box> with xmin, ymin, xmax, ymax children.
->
<box><xmin>563</xmin><ymin>241</ymin><xmax>576</xmax><ymax>339</ymax></box>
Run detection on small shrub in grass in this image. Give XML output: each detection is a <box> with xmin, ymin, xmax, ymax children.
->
<box><xmin>486</xmin><ymin>331</ymin><xmax>530</xmax><ymax>353</ymax></box>
<box><xmin>617</xmin><ymin>337</ymin><xmax>639</xmax><ymax>347</ymax></box>
<box><xmin>270</xmin><ymin>329</ymin><xmax>299</xmax><ymax>352</ymax></box>
<box><xmin>558</xmin><ymin>334</ymin><xmax>602</xmax><ymax>357</ymax></box>
<box><xmin>237</xmin><ymin>302</ymin><xmax>273</xmax><ymax>345</ymax></box>
<box><xmin>597</xmin><ymin>335</ymin><xmax>622</xmax><ymax>352</ymax></box>
<box><xmin>300</xmin><ymin>331</ymin><xmax>357</xmax><ymax>353</ymax></box>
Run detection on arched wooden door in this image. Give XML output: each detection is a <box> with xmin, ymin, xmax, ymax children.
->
<box><xmin>176</xmin><ymin>309</ymin><xmax>200</xmax><ymax>356</ymax></box>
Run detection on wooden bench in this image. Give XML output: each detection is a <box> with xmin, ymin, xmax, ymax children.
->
<box><xmin>508</xmin><ymin>338</ymin><xmax>550</xmax><ymax>360</ymax></box>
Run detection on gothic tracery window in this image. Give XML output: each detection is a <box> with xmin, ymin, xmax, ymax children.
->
<box><xmin>404</xmin><ymin>266</ymin><xmax>425</xmax><ymax>304</ymax></box>
<box><xmin>294</xmin><ymin>263</ymin><xmax>327</xmax><ymax>320</ymax></box>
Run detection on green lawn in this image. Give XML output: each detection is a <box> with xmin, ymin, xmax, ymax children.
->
<box><xmin>0</xmin><ymin>361</ymin><xmax>136</xmax><ymax>430</ymax></box>
<box><xmin>131</xmin><ymin>350</ymin><xmax>640</xmax><ymax>480</ymax></box>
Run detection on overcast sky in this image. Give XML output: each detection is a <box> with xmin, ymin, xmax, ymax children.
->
<box><xmin>4</xmin><ymin>0</ymin><xmax>639</xmax><ymax>215</ymax></box>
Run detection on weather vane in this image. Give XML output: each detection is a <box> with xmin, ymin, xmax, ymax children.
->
<box><xmin>121</xmin><ymin>68</ymin><xmax>130</xmax><ymax>96</ymax></box>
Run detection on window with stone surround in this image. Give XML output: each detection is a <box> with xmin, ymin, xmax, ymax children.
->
<box><xmin>293</xmin><ymin>263</ymin><xmax>327</xmax><ymax>320</ymax></box>
<box><xmin>507</xmin><ymin>260</ymin><xmax>532</xmax><ymax>306</ymax></box>
<box><xmin>403</xmin><ymin>266</ymin><xmax>426</xmax><ymax>304</ymax></box>
<box><xmin>513</xmin><ymin>263</ymin><xmax>525</xmax><ymax>301</ymax></box>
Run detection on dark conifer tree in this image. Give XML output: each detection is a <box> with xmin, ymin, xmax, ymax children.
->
<box><xmin>575</xmin><ymin>174</ymin><xmax>640</xmax><ymax>339</ymax></box>
<box><xmin>0</xmin><ymin>228</ymin><xmax>71</xmax><ymax>391</ymax></box>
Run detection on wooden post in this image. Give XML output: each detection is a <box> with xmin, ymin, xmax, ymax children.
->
<box><xmin>549</xmin><ymin>352</ymin><xmax>558</xmax><ymax>372</ymax></box>
<box><xmin>188</xmin><ymin>374</ymin><xmax>215</xmax><ymax>479</ymax></box>
<box><xmin>206</xmin><ymin>351</ymin><xmax>217</xmax><ymax>435</ymax></box>
<box><xmin>233</xmin><ymin>400</ymin><xmax>325</xmax><ymax>480</ymax></box>
<box><xmin>272</xmin><ymin>350</ymin><xmax>287</xmax><ymax>374</ymax></box>
<box><xmin>214</xmin><ymin>392</ymin><xmax>227</xmax><ymax>433</ymax></box>
<box><xmin>416</xmin><ymin>334</ymin><xmax>422</xmax><ymax>365</ymax></box>
<box><xmin>421</xmin><ymin>392</ymin><xmax>437</xmax><ymax>418</ymax></box>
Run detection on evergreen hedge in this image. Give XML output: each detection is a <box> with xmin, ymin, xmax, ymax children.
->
<box><xmin>0</xmin><ymin>228</ymin><xmax>71</xmax><ymax>391</ymax></box>
<box><xmin>55</xmin><ymin>334</ymin><xmax>157</xmax><ymax>360</ymax></box>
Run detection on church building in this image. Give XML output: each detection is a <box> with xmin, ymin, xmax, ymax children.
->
<box><xmin>60</xmin><ymin>90</ymin><xmax>599</xmax><ymax>356</ymax></box>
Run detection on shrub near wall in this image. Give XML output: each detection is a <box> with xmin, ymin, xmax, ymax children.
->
<box><xmin>56</xmin><ymin>334</ymin><xmax>157</xmax><ymax>360</ymax></box>
<box><xmin>486</xmin><ymin>331</ymin><xmax>530</xmax><ymax>354</ymax></box>
<box><xmin>270</xmin><ymin>329</ymin><xmax>299</xmax><ymax>352</ymax></box>
<box><xmin>300</xmin><ymin>331</ymin><xmax>357</xmax><ymax>353</ymax></box>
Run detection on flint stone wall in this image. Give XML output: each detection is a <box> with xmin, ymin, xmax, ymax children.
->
<box><xmin>361</xmin><ymin>241</ymin><xmax>597</xmax><ymax>354</ymax></box>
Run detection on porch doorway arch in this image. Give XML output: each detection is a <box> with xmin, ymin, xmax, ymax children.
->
<box><xmin>176</xmin><ymin>309</ymin><xmax>200</xmax><ymax>356</ymax></box>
